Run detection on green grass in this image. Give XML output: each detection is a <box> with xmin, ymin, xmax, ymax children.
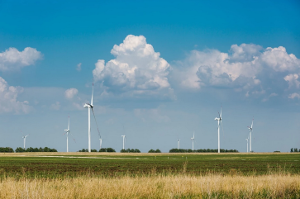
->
<box><xmin>0</xmin><ymin>153</ymin><xmax>300</xmax><ymax>178</ymax></box>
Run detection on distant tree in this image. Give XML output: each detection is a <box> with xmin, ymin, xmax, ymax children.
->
<box><xmin>155</xmin><ymin>149</ymin><xmax>161</xmax><ymax>153</ymax></box>
<box><xmin>91</xmin><ymin>149</ymin><xmax>97</xmax><ymax>152</ymax></box>
<box><xmin>15</xmin><ymin>147</ymin><xmax>25</xmax><ymax>152</ymax></box>
<box><xmin>99</xmin><ymin>148</ymin><xmax>106</xmax><ymax>152</ymax></box>
<box><xmin>78</xmin><ymin>149</ymin><xmax>88</xmax><ymax>152</ymax></box>
<box><xmin>0</xmin><ymin>147</ymin><xmax>14</xmax><ymax>153</ymax></box>
<box><xmin>148</xmin><ymin>149</ymin><xmax>155</xmax><ymax>153</ymax></box>
<box><xmin>134</xmin><ymin>149</ymin><xmax>141</xmax><ymax>153</ymax></box>
<box><xmin>106</xmin><ymin>148</ymin><xmax>116</xmax><ymax>152</ymax></box>
<box><xmin>294</xmin><ymin>148</ymin><xmax>298</xmax><ymax>152</ymax></box>
<box><xmin>291</xmin><ymin>148</ymin><xmax>294</xmax><ymax>152</ymax></box>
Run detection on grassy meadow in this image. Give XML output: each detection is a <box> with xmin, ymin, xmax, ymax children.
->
<box><xmin>0</xmin><ymin>153</ymin><xmax>300</xmax><ymax>198</ymax></box>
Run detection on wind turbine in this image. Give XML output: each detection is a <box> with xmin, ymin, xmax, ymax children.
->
<box><xmin>247</xmin><ymin>119</ymin><xmax>253</xmax><ymax>152</ymax></box>
<box><xmin>121</xmin><ymin>135</ymin><xmax>126</xmax><ymax>150</ymax></box>
<box><xmin>22</xmin><ymin>134</ymin><xmax>29</xmax><ymax>150</ymax></box>
<box><xmin>64</xmin><ymin>116</ymin><xmax>70</xmax><ymax>152</ymax></box>
<box><xmin>214</xmin><ymin>108</ymin><xmax>222</xmax><ymax>153</ymax></box>
<box><xmin>177</xmin><ymin>139</ymin><xmax>180</xmax><ymax>150</ymax></box>
<box><xmin>83</xmin><ymin>84</ymin><xmax>94</xmax><ymax>153</ymax></box>
<box><xmin>191</xmin><ymin>132</ymin><xmax>195</xmax><ymax>151</ymax></box>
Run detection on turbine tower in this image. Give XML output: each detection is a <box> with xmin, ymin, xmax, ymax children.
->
<box><xmin>22</xmin><ymin>135</ymin><xmax>29</xmax><ymax>150</ymax></box>
<box><xmin>177</xmin><ymin>139</ymin><xmax>180</xmax><ymax>150</ymax></box>
<box><xmin>99</xmin><ymin>137</ymin><xmax>102</xmax><ymax>150</ymax></box>
<box><xmin>214</xmin><ymin>108</ymin><xmax>222</xmax><ymax>153</ymax></box>
<box><xmin>121</xmin><ymin>135</ymin><xmax>126</xmax><ymax>150</ymax></box>
<box><xmin>191</xmin><ymin>133</ymin><xmax>195</xmax><ymax>151</ymax></box>
<box><xmin>247</xmin><ymin>119</ymin><xmax>253</xmax><ymax>152</ymax></box>
<box><xmin>64</xmin><ymin>116</ymin><xmax>70</xmax><ymax>152</ymax></box>
<box><xmin>83</xmin><ymin>84</ymin><xmax>94</xmax><ymax>153</ymax></box>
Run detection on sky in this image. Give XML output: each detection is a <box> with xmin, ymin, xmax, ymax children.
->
<box><xmin>0</xmin><ymin>0</ymin><xmax>300</xmax><ymax>152</ymax></box>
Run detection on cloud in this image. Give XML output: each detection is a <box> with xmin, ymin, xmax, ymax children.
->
<box><xmin>65</xmin><ymin>88</ymin><xmax>78</xmax><ymax>99</ymax></box>
<box><xmin>0</xmin><ymin>77</ymin><xmax>31</xmax><ymax>114</ymax></box>
<box><xmin>93</xmin><ymin>35</ymin><xmax>173</xmax><ymax>99</ymax></box>
<box><xmin>0</xmin><ymin>47</ymin><xmax>42</xmax><ymax>71</ymax></box>
<box><xmin>76</xmin><ymin>63</ymin><xmax>81</xmax><ymax>71</ymax></box>
<box><xmin>288</xmin><ymin>93</ymin><xmax>300</xmax><ymax>99</ymax></box>
<box><xmin>174</xmin><ymin>43</ymin><xmax>300</xmax><ymax>99</ymax></box>
<box><xmin>284</xmin><ymin>74</ymin><xmax>300</xmax><ymax>88</ymax></box>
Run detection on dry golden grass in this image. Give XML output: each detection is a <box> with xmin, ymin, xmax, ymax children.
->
<box><xmin>0</xmin><ymin>174</ymin><xmax>299</xmax><ymax>198</ymax></box>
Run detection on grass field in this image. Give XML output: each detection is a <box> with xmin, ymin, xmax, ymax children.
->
<box><xmin>0</xmin><ymin>153</ymin><xmax>300</xmax><ymax>198</ymax></box>
<box><xmin>0</xmin><ymin>152</ymin><xmax>299</xmax><ymax>178</ymax></box>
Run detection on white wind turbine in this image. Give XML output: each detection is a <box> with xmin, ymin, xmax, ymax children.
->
<box><xmin>214</xmin><ymin>108</ymin><xmax>222</xmax><ymax>153</ymax></box>
<box><xmin>121</xmin><ymin>135</ymin><xmax>126</xmax><ymax>150</ymax></box>
<box><xmin>22</xmin><ymin>134</ymin><xmax>29</xmax><ymax>150</ymax></box>
<box><xmin>64</xmin><ymin>116</ymin><xmax>70</xmax><ymax>152</ymax></box>
<box><xmin>177</xmin><ymin>139</ymin><xmax>180</xmax><ymax>150</ymax></box>
<box><xmin>191</xmin><ymin>132</ymin><xmax>195</xmax><ymax>151</ymax></box>
<box><xmin>84</xmin><ymin>84</ymin><xmax>94</xmax><ymax>153</ymax></box>
<box><xmin>247</xmin><ymin>119</ymin><xmax>253</xmax><ymax>152</ymax></box>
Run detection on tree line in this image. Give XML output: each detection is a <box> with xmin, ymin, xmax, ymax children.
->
<box><xmin>0</xmin><ymin>147</ymin><xmax>58</xmax><ymax>153</ymax></box>
<box><xmin>291</xmin><ymin>148</ymin><xmax>300</xmax><ymax>152</ymax></box>
<box><xmin>120</xmin><ymin>148</ymin><xmax>141</xmax><ymax>153</ymax></box>
<box><xmin>148</xmin><ymin>149</ymin><xmax>161</xmax><ymax>153</ymax></box>
<box><xmin>78</xmin><ymin>148</ymin><xmax>116</xmax><ymax>152</ymax></box>
<box><xmin>169</xmin><ymin>148</ymin><xmax>239</xmax><ymax>153</ymax></box>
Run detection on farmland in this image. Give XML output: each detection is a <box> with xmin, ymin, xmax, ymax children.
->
<box><xmin>0</xmin><ymin>153</ymin><xmax>300</xmax><ymax>198</ymax></box>
<box><xmin>0</xmin><ymin>153</ymin><xmax>299</xmax><ymax>178</ymax></box>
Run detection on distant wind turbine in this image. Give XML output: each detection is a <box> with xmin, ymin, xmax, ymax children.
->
<box><xmin>177</xmin><ymin>139</ymin><xmax>180</xmax><ymax>150</ymax></box>
<box><xmin>64</xmin><ymin>116</ymin><xmax>70</xmax><ymax>152</ymax></box>
<box><xmin>214</xmin><ymin>108</ymin><xmax>222</xmax><ymax>153</ymax></box>
<box><xmin>22</xmin><ymin>134</ymin><xmax>29</xmax><ymax>150</ymax></box>
<box><xmin>191</xmin><ymin>132</ymin><xmax>195</xmax><ymax>151</ymax></box>
<box><xmin>247</xmin><ymin>119</ymin><xmax>254</xmax><ymax>152</ymax></box>
<box><xmin>83</xmin><ymin>84</ymin><xmax>94</xmax><ymax>153</ymax></box>
<box><xmin>121</xmin><ymin>135</ymin><xmax>126</xmax><ymax>150</ymax></box>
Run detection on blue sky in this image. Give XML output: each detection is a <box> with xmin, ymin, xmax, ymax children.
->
<box><xmin>0</xmin><ymin>0</ymin><xmax>300</xmax><ymax>152</ymax></box>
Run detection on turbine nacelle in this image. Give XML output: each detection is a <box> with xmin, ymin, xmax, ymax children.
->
<box><xmin>84</xmin><ymin>103</ymin><xmax>93</xmax><ymax>108</ymax></box>
<box><xmin>214</xmin><ymin>117</ymin><xmax>221</xmax><ymax>121</ymax></box>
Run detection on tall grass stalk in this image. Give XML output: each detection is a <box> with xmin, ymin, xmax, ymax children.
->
<box><xmin>0</xmin><ymin>173</ymin><xmax>299</xmax><ymax>198</ymax></box>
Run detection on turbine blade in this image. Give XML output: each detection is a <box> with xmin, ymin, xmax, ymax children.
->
<box><xmin>251</xmin><ymin>119</ymin><xmax>253</xmax><ymax>128</ymax></box>
<box><xmin>91</xmin><ymin>108</ymin><xmax>101</xmax><ymax>139</ymax></box>
<box><xmin>91</xmin><ymin>83</ymin><xmax>94</xmax><ymax>106</ymax></box>
<box><xmin>68</xmin><ymin>116</ymin><xmax>70</xmax><ymax>130</ymax></box>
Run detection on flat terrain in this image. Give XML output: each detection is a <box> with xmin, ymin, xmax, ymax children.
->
<box><xmin>0</xmin><ymin>153</ymin><xmax>299</xmax><ymax>178</ymax></box>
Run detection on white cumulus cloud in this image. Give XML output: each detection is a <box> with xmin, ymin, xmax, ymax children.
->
<box><xmin>174</xmin><ymin>43</ymin><xmax>300</xmax><ymax>99</ymax></box>
<box><xmin>0</xmin><ymin>47</ymin><xmax>42</xmax><ymax>71</ymax></box>
<box><xmin>93</xmin><ymin>35</ymin><xmax>173</xmax><ymax>98</ymax></box>
<box><xmin>0</xmin><ymin>77</ymin><xmax>31</xmax><ymax>114</ymax></box>
<box><xmin>65</xmin><ymin>88</ymin><xmax>78</xmax><ymax>99</ymax></box>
